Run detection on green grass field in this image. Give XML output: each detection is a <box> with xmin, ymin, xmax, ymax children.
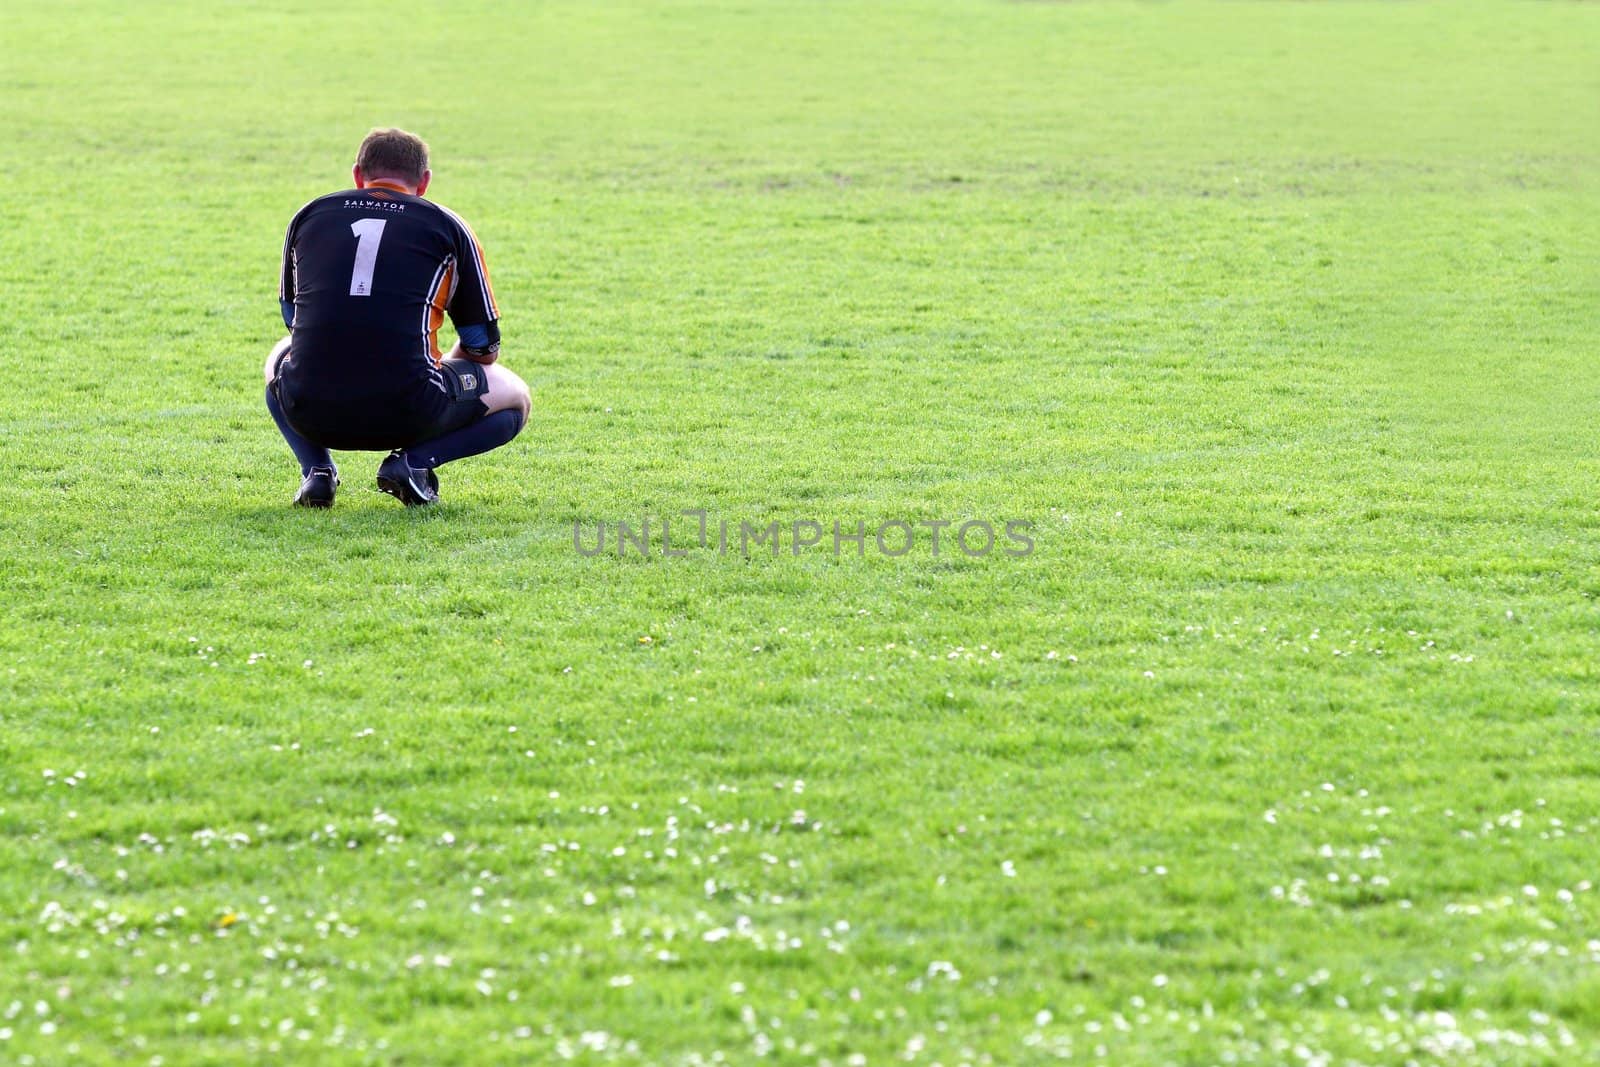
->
<box><xmin>4</xmin><ymin>1</ymin><xmax>1600</xmax><ymax>1062</ymax></box>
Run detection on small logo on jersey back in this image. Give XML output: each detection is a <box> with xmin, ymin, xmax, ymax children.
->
<box><xmin>460</xmin><ymin>372</ymin><xmax>478</xmax><ymax>391</ymax></box>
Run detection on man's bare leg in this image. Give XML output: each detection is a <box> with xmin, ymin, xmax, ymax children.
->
<box><xmin>375</xmin><ymin>358</ymin><xmax>528</xmax><ymax>506</ymax></box>
<box><xmin>401</xmin><ymin>359</ymin><xmax>529</xmax><ymax>472</ymax></box>
<box><xmin>477</xmin><ymin>362</ymin><xmax>532</xmax><ymax>424</ymax></box>
<box><xmin>264</xmin><ymin>335</ymin><xmax>292</xmax><ymax>385</ymax></box>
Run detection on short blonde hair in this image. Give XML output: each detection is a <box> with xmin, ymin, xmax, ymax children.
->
<box><xmin>356</xmin><ymin>127</ymin><xmax>429</xmax><ymax>184</ymax></box>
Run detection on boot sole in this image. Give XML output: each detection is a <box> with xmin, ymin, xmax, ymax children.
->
<box><xmin>376</xmin><ymin>475</ymin><xmax>433</xmax><ymax>507</ymax></box>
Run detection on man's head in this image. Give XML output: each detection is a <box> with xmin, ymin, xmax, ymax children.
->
<box><xmin>353</xmin><ymin>127</ymin><xmax>431</xmax><ymax>196</ymax></box>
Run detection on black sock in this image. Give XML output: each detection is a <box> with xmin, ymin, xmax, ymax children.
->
<box><xmin>265</xmin><ymin>385</ymin><xmax>333</xmax><ymax>476</ymax></box>
<box><xmin>408</xmin><ymin>409</ymin><xmax>524</xmax><ymax>469</ymax></box>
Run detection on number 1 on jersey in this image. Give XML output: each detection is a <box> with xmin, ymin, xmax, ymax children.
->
<box><xmin>348</xmin><ymin>218</ymin><xmax>387</xmax><ymax>296</ymax></box>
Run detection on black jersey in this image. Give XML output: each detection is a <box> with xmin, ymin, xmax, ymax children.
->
<box><xmin>277</xmin><ymin>181</ymin><xmax>500</xmax><ymax>402</ymax></box>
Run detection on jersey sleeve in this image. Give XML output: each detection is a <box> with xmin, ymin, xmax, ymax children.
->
<box><xmin>278</xmin><ymin>200</ymin><xmax>315</xmax><ymax>329</ymax></box>
<box><xmin>441</xmin><ymin>208</ymin><xmax>501</xmax><ymax>358</ymax></box>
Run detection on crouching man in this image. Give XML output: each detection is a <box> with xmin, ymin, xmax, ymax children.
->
<box><xmin>266</xmin><ymin>127</ymin><xmax>529</xmax><ymax>507</ymax></box>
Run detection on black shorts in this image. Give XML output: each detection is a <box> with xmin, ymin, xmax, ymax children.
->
<box><xmin>272</xmin><ymin>352</ymin><xmax>490</xmax><ymax>451</ymax></box>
